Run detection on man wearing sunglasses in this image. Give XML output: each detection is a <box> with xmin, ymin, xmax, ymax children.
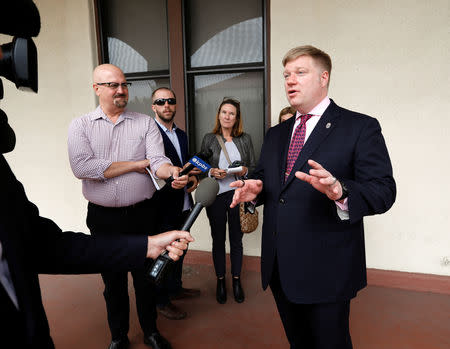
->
<box><xmin>150</xmin><ymin>88</ymin><xmax>201</xmax><ymax>321</ymax></box>
<box><xmin>68</xmin><ymin>64</ymin><xmax>188</xmax><ymax>349</ymax></box>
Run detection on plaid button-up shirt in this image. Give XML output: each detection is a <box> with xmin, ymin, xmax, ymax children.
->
<box><xmin>68</xmin><ymin>106</ymin><xmax>171</xmax><ymax>207</ymax></box>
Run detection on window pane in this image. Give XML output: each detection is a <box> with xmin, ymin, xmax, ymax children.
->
<box><xmin>187</xmin><ymin>0</ymin><xmax>263</xmax><ymax>68</ymax></box>
<box><xmin>127</xmin><ymin>79</ymin><xmax>170</xmax><ymax>115</ymax></box>
<box><xmin>100</xmin><ymin>0</ymin><xmax>169</xmax><ymax>73</ymax></box>
<box><xmin>193</xmin><ymin>72</ymin><xmax>264</xmax><ymax>159</ymax></box>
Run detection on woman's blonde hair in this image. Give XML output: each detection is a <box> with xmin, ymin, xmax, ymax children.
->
<box><xmin>212</xmin><ymin>97</ymin><xmax>243</xmax><ymax>137</ymax></box>
<box><xmin>278</xmin><ymin>106</ymin><xmax>296</xmax><ymax>123</ymax></box>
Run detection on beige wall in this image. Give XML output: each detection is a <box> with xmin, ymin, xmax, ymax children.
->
<box><xmin>1</xmin><ymin>0</ymin><xmax>98</xmax><ymax>233</ymax></box>
<box><xmin>1</xmin><ymin>0</ymin><xmax>448</xmax><ymax>276</ymax></box>
<box><xmin>271</xmin><ymin>0</ymin><xmax>450</xmax><ymax>276</ymax></box>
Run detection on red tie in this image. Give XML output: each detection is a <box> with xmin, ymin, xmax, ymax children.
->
<box><xmin>285</xmin><ymin>114</ymin><xmax>313</xmax><ymax>180</ymax></box>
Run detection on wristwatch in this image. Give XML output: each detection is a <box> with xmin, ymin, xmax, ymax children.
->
<box><xmin>338</xmin><ymin>181</ymin><xmax>348</xmax><ymax>201</ymax></box>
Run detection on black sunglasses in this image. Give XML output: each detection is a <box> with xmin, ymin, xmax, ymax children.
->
<box><xmin>153</xmin><ymin>98</ymin><xmax>176</xmax><ymax>106</ymax></box>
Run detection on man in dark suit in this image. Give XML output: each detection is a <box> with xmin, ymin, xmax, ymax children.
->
<box><xmin>150</xmin><ymin>87</ymin><xmax>201</xmax><ymax>320</ymax></box>
<box><xmin>231</xmin><ymin>45</ymin><xmax>396</xmax><ymax>348</ymax></box>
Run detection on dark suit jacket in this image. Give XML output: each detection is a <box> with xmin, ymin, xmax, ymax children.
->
<box><xmin>253</xmin><ymin>100</ymin><xmax>396</xmax><ymax>304</ymax></box>
<box><xmin>0</xmin><ymin>155</ymin><xmax>148</xmax><ymax>348</ymax></box>
<box><xmin>152</xmin><ymin>124</ymin><xmax>192</xmax><ymax>232</ymax></box>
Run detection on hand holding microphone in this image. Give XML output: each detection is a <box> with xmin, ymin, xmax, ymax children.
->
<box><xmin>186</xmin><ymin>175</ymin><xmax>198</xmax><ymax>193</ymax></box>
<box><xmin>146</xmin><ymin>230</ymin><xmax>194</xmax><ymax>260</ymax></box>
<box><xmin>165</xmin><ymin>152</ymin><xmax>212</xmax><ymax>186</ymax></box>
<box><xmin>168</xmin><ymin>167</ymin><xmax>189</xmax><ymax>189</ymax></box>
<box><xmin>147</xmin><ymin>177</ymin><xmax>219</xmax><ymax>284</ymax></box>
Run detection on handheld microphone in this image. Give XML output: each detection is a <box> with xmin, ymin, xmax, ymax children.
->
<box><xmin>165</xmin><ymin>151</ymin><xmax>212</xmax><ymax>185</ymax></box>
<box><xmin>147</xmin><ymin>177</ymin><xmax>219</xmax><ymax>284</ymax></box>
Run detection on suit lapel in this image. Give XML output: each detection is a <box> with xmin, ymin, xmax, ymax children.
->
<box><xmin>156</xmin><ymin>124</ymin><xmax>182</xmax><ymax>167</ymax></box>
<box><xmin>175</xmin><ymin>128</ymin><xmax>188</xmax><ymax>164</ymax></box>
<box><xmin>282</xmin><ymin>101</ymin><xmax>341</xmax><ymax>190</ymax></box>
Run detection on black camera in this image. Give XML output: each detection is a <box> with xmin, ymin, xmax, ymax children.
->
<box><xmin>0</xmin><ymin>37</ymin><xmax>38</xmax><ymax>99</ymax></box>
<box><xmin>0</xmin><ymin>0</ymin><xmax>40</xmax><ymax>99</ymax></box>
<box><xmin>0</xmin><ymin>37</ymin><xmax>38</xmax><ymax>154</ymax></box>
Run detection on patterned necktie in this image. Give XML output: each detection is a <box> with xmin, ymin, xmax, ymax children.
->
<box><xmin>285</xmin><ymin>114</ymin><xmax>313</xmax><ymax>180</ymax></box>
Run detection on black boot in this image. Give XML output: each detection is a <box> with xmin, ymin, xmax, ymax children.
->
<box><xmin>232</xmin><ymin>277</ymin><xmax>245</xmax><ymax>303</ymax></box>
<box><xmin>216</xmin><ymin>277</ymin><xmax>227</xmax><ymax>304</ymax></box>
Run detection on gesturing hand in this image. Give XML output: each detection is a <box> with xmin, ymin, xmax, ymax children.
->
<box><xmin>295</xmin><ymin>159</ymin><xmax>343</xmax><ymax>201</ymax></box>
<box><xmin>229</xmin><ymin>179</ymin><xmax>263</xmax><ymax>208</ymax></box>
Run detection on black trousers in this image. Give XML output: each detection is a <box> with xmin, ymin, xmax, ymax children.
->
<box><xmin>205</xmin><ymin>190</ymin><xmax>243</xmax><ymax>277</ymax></box>
<box><xmin>87</xmin><ymin>199</ymin><xmax>157</xmax><ymax>340</ymax></box>
<box><xmin>269</xmin><ymin>259</ymin><xmax>353</xmax><ymax>349</ymax></box>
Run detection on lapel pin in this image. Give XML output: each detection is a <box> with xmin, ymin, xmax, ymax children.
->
<box><xmin>326</xmin><ymin>122</ymin><xmax>331</xmax><ymax>129</ymax></box>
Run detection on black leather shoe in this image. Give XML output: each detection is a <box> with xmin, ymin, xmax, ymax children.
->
<box><xmin>233</xmin><ymin>277</ymin><xmax>245</xmax><ymax>303</ymax></box>
<box><xmin>108</xmin><ymin>337</ymin><xmax>129</xmax><ymax>349</ymax></box>
<box><xmin>170</xmin><ymin>287</ymin><xmax>201</xmax><ymax>300</ymax></box>
<box><xmin>144</xmin><ymin>331</ymin><xmax>172</xmax><ymax>349</ymax></box>
<box><xmin>216</xmin><ymin>277</ymin><xmax>227</xmax><ymax>304</ymax></box>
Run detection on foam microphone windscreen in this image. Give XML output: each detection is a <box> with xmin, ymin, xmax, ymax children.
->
<box><xmin>194</xmin><ymin>177</ymin><xmax>219</xmax><ymax>207</ymax></box>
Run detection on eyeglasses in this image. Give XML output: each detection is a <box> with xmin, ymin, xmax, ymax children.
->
<box><xmin>222</xmin><ymin>96</ymin><xmax>240</xmax><ymax>104</ymax></box>
<box><xmin>96</xmin><ymin>82</ymin><xmax>132</xmax><ymax>89</ymax></box>
<box><xmin>153</xmin><ymin>98</ymin><xmax>176</xmax><ymax>106</ymax></box>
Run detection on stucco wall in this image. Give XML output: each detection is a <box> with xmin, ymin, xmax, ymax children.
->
<box><xmin>1</xmin><ymin>0</ymin><xmax>98</xmax><ymax>234</ymax></box>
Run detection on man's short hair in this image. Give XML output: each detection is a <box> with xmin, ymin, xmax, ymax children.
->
<box><xmin>151</xmin><ymin>87</ymin><xmax>176</xmax><ymax>101</ymax></box>
<box><xmin>282</xmin><ymin>45</ymin><xmax>332</xmax><ymax>84</ymax></box>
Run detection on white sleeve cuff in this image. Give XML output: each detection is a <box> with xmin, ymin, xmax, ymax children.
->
<box><xmin>335</xmin><ymin>198</ymin><xmax>349</xmax><ymax>221</ymax></box>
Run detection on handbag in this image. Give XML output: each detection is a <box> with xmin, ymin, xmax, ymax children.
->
<box><xmin>215</xmin><ymin>135</ymin><xmax>259</xmax><ymax>233</ymax></box>
<box><xmin>239</xmin><ymin>201</ymin><xmax>259</xmax><ymax>234</ymax></box>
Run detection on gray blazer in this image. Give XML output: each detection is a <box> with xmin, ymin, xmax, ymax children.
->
<box><xmin>199</xmin><ymin>132</ymin><xmax>256</xmax><ymax>177</ymax></box>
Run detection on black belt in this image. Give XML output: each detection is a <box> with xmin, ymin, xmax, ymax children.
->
<box><xmin>88</xmin><ymin>198</ymin><xmax>153</xmax><ymax>213</ymax></box>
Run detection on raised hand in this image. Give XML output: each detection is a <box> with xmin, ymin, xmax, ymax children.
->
<box><xmin>229</xmin><ymin>179</ymin><xmax>263</xmax><ymax>208</ymax></box>
<box><xmin>295</xmin><ymin>159</ymin><xmax>343</xmax><ymax>201</ymax></box>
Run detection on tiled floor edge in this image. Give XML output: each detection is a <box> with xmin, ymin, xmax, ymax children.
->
<box><xmin>184</xmin><ymin>250</ymin><xmax>450</xmax><ymax>295</ymax></box>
